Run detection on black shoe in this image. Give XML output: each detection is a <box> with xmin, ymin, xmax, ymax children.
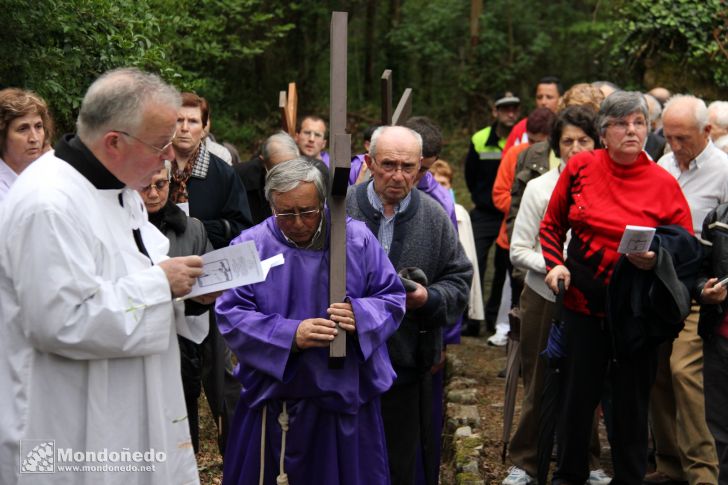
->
<box><xmin>461</xmin><ymin>320</ymin><xmax>481</xmax><ymax>337</ymax></box>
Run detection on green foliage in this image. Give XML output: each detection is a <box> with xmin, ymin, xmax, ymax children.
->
<box><xmin>1</xmin><ymin>0</ymin><xmax>725</xmax><ymax>153</ymax></box>
<box><xmin>0</xmin><ymin>0</ymin><xmax>293</xmax><ymax>142</ymax></box>
<box><xmin>1</xmin><ymin>0</ymin><xmax>179</xmax><ymax>132</ymax></box>
<box><xmin>151</xmin><ymin>0</ymin><xmax>294</xmax><ymax>146</ymax></box>
<box><xmin>604</xmin><ymin>0</ymin><xmax>728</xmax><ymax>93</ymax></box>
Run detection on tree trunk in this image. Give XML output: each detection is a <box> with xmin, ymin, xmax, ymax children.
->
<box><xmin>363</xmin><ymin>0</ymin><xmax>376</xmax><ymax>99</ymax></box>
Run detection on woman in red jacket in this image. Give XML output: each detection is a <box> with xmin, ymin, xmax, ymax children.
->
<box><xmin>540</xmin><ymin>91</ymin><xmax>693</xmax><ymax>485</ymax></box>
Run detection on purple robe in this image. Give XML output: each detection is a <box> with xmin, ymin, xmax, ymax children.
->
<box><xmin>417</xmin><ymin>172</ymin><xmax>457</xmax><ymax>233</ymax></box>
<box><xmin>320</xmin><ymin>150</ymin><xmax>330</xmax><ymax>167</ymax></box>
<box><xmin>349</xmin><ymin>153</ymin><xmax>366</xmax><ymax>185</ymax></box>
<box><xmin>216</xmin><ymin>217</ymin><xmax>405</xmax><ymax>485</ymax></box>
<box><xmin>415</xmin><ymin>174</ymin><xmax>460</xmax><ymax>485</ymax></box>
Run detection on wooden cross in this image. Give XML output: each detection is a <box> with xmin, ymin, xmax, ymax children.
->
<box><xmin>328</xmin><ymin>11</ymin><xmax>351</xmax><ymax>367</ymax></box>
<box><xmin>380</xmin><ymin>69</ymin><xmax>413</xmax><ymax>126</ymax></box>
<box><xmin>279</xmin><ymin>82</ymin><xmax>298</xmax><ymax>137</ymax></box>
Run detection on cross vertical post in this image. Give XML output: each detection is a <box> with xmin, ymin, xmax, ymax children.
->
<box><xmin>328</xmin><ymin>11</ymin><xmax>351</xmax><ymax>367</ymax></box>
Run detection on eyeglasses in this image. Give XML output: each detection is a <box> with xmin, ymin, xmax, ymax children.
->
<box><xmin>273</xmin><ymin>207</ymin><xmax>321</xmax><ymax>222</ymax></box>
<box><xmin>115</xmin><ymin>130</ymin><xmax>176</xmax><ymax>155</ymax></box>
<box><xmin>606</xmin><ymin>119</ymin><xmax>647</xmax><ymax>132</ymax></box>
<box><xmin>374</xmin><ymin>159</ymin><xmax>419</xmax><ymax>175</ymax></box>
<box><xmin>141</xmin><ymin>179</ymin><xmax>169</xmax><ymax>193</ymax></box>
<box><xmin>301</xmin><ymin>130</ymin><xmax>325</xmax><ymax>139</ymax></box>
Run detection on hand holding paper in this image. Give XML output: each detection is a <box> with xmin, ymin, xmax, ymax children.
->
<box><xmin>617</xmin><ymin>225</ymin><xmax>656</xmax><ymax>254</ymax></box>
<box><xmin>179</xmin><ymin>241</ymin><xmax>285</xmax><ymax>300</ymax></box>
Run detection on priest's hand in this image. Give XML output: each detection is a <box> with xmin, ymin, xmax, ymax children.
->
<box><xmin>328</xmin><ymin>302</ymin><xmax>356</xmax><ymax>334</ymax></box>
<box><xmin>159</xmin><ymin>256</ymin><xmax>204</xmax><ymax>298</ymax></box>
<box><xmin>191</xmin><ymin>291</ymin><xmax>223</xmax><ymax>306</ymax></box>
<box><xmin>295</xmin><ymin>318</ymin><xmax>338</xmax><ymax>349</ymax></box>
<box><xmin>701</xmin><ymin>277</ymin><xmax>728</xmax><ymax>304</ymax></box>
<box><xmin>406</xmin><ymin>282</ymin><xmax>428</xmax><ymax>310</ymax></box>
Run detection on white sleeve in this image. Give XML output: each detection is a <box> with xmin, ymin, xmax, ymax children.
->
<box><xmin>510</xmin><ymin>182</ymin><xmax>548</xmax><ymax>273</ymax></box>
<box><xmin>7</xmin><ymin>207</ymin><xmax>175</xmax><ymax>360</ymax></box>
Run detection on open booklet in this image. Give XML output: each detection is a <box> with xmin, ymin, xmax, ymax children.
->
<box><xmin>617</xmin><ymin>225</ymin><xmax>656</xmax><ymax>254</ymax></box>
<box><xmin>180</xmin><ymin>240</ymin><xmax>284</xmax><ymax>300</ymax></box>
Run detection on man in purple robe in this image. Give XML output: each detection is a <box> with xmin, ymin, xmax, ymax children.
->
<box><xmin>216</xmin><ymin>157</ymin><xmax>406</xmax><ymax>485</ymax></box>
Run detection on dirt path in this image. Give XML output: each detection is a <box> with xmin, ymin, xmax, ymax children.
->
<box><xmin>195</xmin><ymin>332</ymin><xmax>612</xmax><ymax>484</ymax></box>
<box><xmin>443</xmin><ymin>334</ymin><xmax>613</xmax><ymax>484</ymax></box>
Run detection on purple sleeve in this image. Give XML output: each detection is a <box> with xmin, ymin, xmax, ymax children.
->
<box><xmin>215</xmin><ymin>283</ymin><xmax>299</xmax><ymax>382</ymax></box>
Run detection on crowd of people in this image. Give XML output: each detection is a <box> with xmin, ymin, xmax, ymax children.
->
<box><xmin>1</xmin><ymin>68</ymin><xmax>728</xmax><ymax>485</ymax></box>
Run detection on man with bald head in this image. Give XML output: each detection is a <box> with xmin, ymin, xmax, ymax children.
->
<box><xmin>347</xmin><ymin>125</ymin><xmax>472</xmax><ymax>484</ymax></box>
<box><xmin>651</xmin><ymin>94</ymin><xmax>728</xmax><ymax>485</ymax></box>
<box><xmin>235</xmin><ymin>131</ymin><xmax>300</xmax><ymax>224</ymax></box>
<box><xmin>649</xmin><ymin>86</ymin><xmax>672</xmax><ymax>107</ymax></box>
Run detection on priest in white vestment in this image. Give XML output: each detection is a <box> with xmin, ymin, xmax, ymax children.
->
<box><xmin>0</xmin><ymin>69</ymin><xmax>210</xmax><ymax>485</ymax></box>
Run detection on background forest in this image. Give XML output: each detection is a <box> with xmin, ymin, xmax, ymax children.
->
<box><xmin>2</xmin><ymin>0</ymin><xmax>727</xmax><ymax>156</ymax></box>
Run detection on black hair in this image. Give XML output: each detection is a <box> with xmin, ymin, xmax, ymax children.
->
<box><xmin>538</xmin><ymin>76</ymin><xmax>564</xmax><ymax>96</ymax></box>
<box><xmin>549</xmin><ymin>106</ymin><xmax>601</xmax><ymax>158</ymax></box>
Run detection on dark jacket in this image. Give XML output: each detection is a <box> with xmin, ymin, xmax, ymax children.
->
<box><xmin>234</xmin><ymin>157</ymin><xmax>271</xmax><ymax>225</ymax></box>
<box><xmin>696</xmin><ymin>203</ymin><xmax>728</xmax><ymax>339</ymax></box>
<box><xmin>645</xmin><ymin>132</ymin><xmax>667</xmax><ymax>161</ymax></box>
<box><xmin>464</xmin><ymin>122</ymin><xmax>504</xmax><ymax>215</ymax></box>
<box><xmin>506</xmin><ymin>140</ymin><xmax>551</xmax><ymax>240</ymax></box>
<box><xmin>346</xmin><ymin>184</ymin><xmax>472</xmax><ymax>384</ymax></box>
<box><xmin>186</xmin><ymin>151</ymin><xmax>253</xmax><ymax>249</ymax></box>
<box><xmin>607</xmin><ymin>225</ymin><xmax>702</xmax><ymax>357</ymax></box>
<box><xmin>148</xmin><ymin>200</ymin><xmax>214</xmax><ymax>382</ymax></box>
<box><xmin>148</xmin><ymin>200</ymin><xmax>213</xmax><ymax>316</ymax></box>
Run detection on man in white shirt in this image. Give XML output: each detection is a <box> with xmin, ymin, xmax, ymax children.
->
<box><xmin>649</xmin><ymin>94</ymin><xmax>728</xmax><ymax>485</ymax></box>
<box><xmin>0</xmin><ymin>68</ymin><xmax>211</xmax><ymax>485</ymax></box>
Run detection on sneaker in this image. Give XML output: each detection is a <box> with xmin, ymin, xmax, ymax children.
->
<box><xmin>587</xmin><ymin>468</ymin><xmax>612</xmax><ymax>485</ymax></box>
<box><xmin>503</xmin><ymin>466</ymin><xmax>535</xmax><ymax>485</ymax></box>
<box><xmin>487</xmin><ymin>332</ymin><xmax>508</xmax><ymax>347</ymax></box>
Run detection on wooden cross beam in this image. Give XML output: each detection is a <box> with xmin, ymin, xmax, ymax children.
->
<box><xmin>380</xmin><ymin>70</ymin><xmax>393</xmax><ymax>126</ymax></box>
<box><xmin>379</xmin><ymin>69</ymin><xmax>413</xmax><ymax>126</ymax></box>
<box><xmin>328</xmin><ymin>11</ymin><xmax>351</xmax><ymax>367</ymax></box>
<box><xmin>392</xmin><ymin>88</ymin><xmax>413</xmax><ymax>126</ymax></box>
<box><xmin>279</xmin><ymin>82</ymin><xmax>298</xmax><ymax>137</ymax></box>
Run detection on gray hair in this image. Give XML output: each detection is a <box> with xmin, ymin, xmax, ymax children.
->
<box><xmin>368</xmin><ymin>125</ymin><xmax>423</xmax><ymax>160</ymax></box>
<box><xmin>597</xmin><ymin>91</ymin><xmax>649</xmax><ymax>136</ymax></box>
<box><xmin>664</xmin><ymin>94</ymin><xmax>709</xmax><ymax>131</ymax></box>
<box><xmin>264</xmin><ymin>157</ymin><xmax>327</xmax><ymax>206</ymax></box>
<box><xmin>715</xmin><ymin>134</ymin><xmax>728</xmax><ymax>152</ymax></box>
<box><xmin>163</xmin><ymin>160</ymin><xmax>172</xmax><ymax>179</ymax></box>
<box><xmin>261</xmin><ymin>131</ymin><xmax>299</xmax><ymax>165</ymax></box>
<box><xmin>643</xmin><ymin>93</ymin><xmax>662</xmax><ymax>124</ymax></box>
<box><xmin>77</xmin><ymin>68</ymin><xmax>181</xmax><ymax>142</ymax></box>
<box><xmin>708</xmin><ymin>101</ymin><xmax>728</xmax><ymax>129</ymax></box>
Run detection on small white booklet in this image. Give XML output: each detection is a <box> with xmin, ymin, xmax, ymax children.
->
<box><xmin>617</xmin><ymin>225</ymin><xmax>656</xmax><ymax>254</ymax></box>
<box><xmin>182</xmin><ymin>240</ymin><xmax>284</xmax><ymax>299</ymax></box>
